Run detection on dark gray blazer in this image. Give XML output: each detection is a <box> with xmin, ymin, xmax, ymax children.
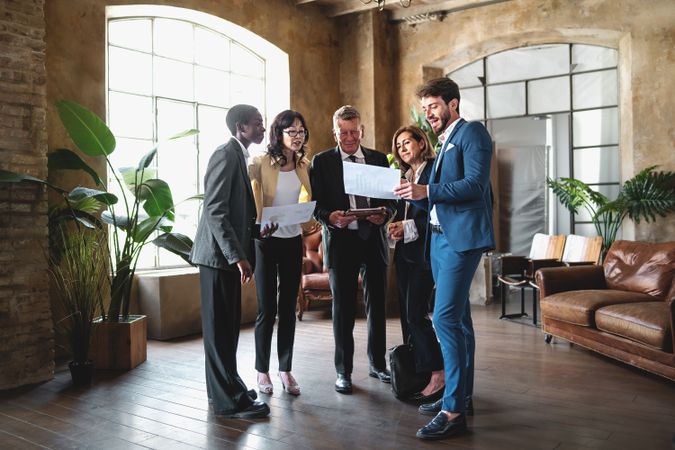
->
<box><xmin>190</xmin><ymin>138</ymin><xmax>256</xmax><ymax>271</ymax></box>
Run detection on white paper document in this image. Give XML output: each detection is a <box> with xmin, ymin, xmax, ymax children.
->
<box><xmin>261</xmin><ymin>201</ymin><xmax>316</xmax><ymax>227</ymax></box>
<box><xmin>343</xmin><ymin>161</ymin><xmax>400</xmax><ymax>200</ymax></box>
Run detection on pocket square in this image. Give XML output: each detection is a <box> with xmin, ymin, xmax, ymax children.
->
<box><xmin>444</xmin><ymin>143</ymin><xmax>455</xmax><ymax>153</ymax></box>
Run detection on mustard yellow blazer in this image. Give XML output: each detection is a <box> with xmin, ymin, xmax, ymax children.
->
<box><xmin>248</xmin><ymin>153</ymin><xmax>312</xmax><ymax>224</ymax></box>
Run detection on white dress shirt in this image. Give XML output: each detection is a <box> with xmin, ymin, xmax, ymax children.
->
<box><xmin>340</xmin><ymin>146</ymin><xmax>369</xmax><ymax>230</ymax></box>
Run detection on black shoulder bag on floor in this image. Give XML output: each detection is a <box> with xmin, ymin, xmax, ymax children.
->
<box><xmin>388</xmin><ymin>343</ymin><xmax>430</xmax><ymax>399</ymax></box>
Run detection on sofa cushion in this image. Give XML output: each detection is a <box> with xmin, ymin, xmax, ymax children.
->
<box><xmin>540</xmin><ymin>289</ymin><xmax>656</xmax><ymax>326</ymax></box>
<box><xmin>302</xmin><ymin>272</ymin><xmax>330</xmax><ymax>291</ymax></box>
<box><xmin>604</xmin><ymin>240</ymin><xmax>675</xmax><ymax>299</ymax></box>
<box><xmin>596</xmin><ymin>302</ymin><xmax>672</xmax><ymax>351</ymax></box>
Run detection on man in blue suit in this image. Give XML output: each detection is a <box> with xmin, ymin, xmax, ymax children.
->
<box><xmin>395</xmin><ymin>78</ymin><xmax>495</xmax><ymax>440</ymax></box>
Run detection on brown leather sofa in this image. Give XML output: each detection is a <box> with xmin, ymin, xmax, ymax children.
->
<box><xmin>536</xmin><ymin>240</ymin><xmax>675</xmax><ymax>381</ymax></box>
<box><xmin>297</xmin><ymin>224</ymin><xmax>363</xmax><ymax>320</ymax></box>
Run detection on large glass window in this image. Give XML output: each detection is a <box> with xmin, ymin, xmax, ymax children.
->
<box><xmin>107</xmin><ymin>7</ymin><xmax>288</xmax><ymax>269</ymax></box>
<box><xmin>449</xmin><ymin>44</ymin><xmax>619</xmax><ymax>243</ymax></box>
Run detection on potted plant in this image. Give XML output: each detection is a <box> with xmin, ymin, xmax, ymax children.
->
<box><xmin>49</xmin><ymin>227</ymin><xmax>108</xmax><ymax>385</ymax></box>
<box><xmin>547</xmin><ymin>165</ymin><xmax>675</xmax><ymax>252</ymax></box>
<box><xmin>1</xmin><ymin>99</ymin><xmax>198</xmax><ymax>370</ymax></box>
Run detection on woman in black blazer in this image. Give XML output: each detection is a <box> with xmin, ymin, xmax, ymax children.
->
<box><xmin>388</xmin><ymin>125</ymin><xmax>444</xmax><ymax>401</ymax></box>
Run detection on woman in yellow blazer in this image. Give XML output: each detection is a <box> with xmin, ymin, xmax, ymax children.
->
<box><xmin>248</xmin><ymin>110</ymin><xmax>312</xmax><ymax>396</ymax></box>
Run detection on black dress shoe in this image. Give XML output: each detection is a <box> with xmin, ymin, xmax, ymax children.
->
<box><xmin>209</xmin><ymin>389</ymin><xmax>257</xmax><ymax>403</ymax></box>
<box><xmin>410</xmin><ymin>387</ymin><xmax>444</xmax><ymax>404</ymax></box>
<box><xmin>419</xmin><ymin>397</ymin><xmax>474</xmax><ymax>416</ymax></box>
<box><xmin>416</xmin><ymin>412</ymin><xmax>467</xmax><ymax>440</ymax></box>
<box><xmin>419</xmin><ymin>398</ymin><xmax>442</xmax><ymax>416</ymax></box>
<box><xmin>335</xmin><ymin>373</ymin><xmax>352</xmax><ymax>394</ymax></box>
<box><xmin>217</xmin><ymin>400</ymin><xmax>270</xmax><ymax>419</ymax></box>
<box><xmin>368</xmin><ymin>367</ymin><xmax>391</xmax><ymax>383</ymax></box>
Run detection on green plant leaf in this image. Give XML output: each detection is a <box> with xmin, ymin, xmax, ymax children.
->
<box><xmin>68</xmin><ymin>186</ymin><xmax>117</xmax><ymax>205</ymax></box>
<box><xmin>133</xmin><ymin>216</ymin><xmax>162</xmax><ymax>243</ymax></box>
<box><xmin>48</xmin><ymin>149</ymin><xmax>103</xmax><ymax>186</ymax></box>
<box><xmin>56</xmin><ymin>100</ymin><xmax>116</xmax><ymax>157</ymax></box>
<box><xmin>152</xmin><ymin>232</ymin><xmax>193</xmax><ymax>263</ymax></box>
<box><xmin>101</xmin><ymin>211</ymin><xmax>131</xmax><ymax>230</ymax></box>
<box><xmin>139</xmin><ymin>179</ymin><xmax>175</xmax><ymax>221</ymax></box>
<box><xmin>0</xmin><ymin>169</ymin><xmax>66</xmax><ymax>194</ymax></box>
<box><xmin>119</xmin><ymin>166</ymin><xmax>156</xmax><ymax>195</ymax></box>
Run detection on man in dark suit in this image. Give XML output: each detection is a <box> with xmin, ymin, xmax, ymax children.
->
<box><xmin>190</xmin><ymin>104</ymin><xmax>273</xmax><ymax>419</ymax></box>
<box><xmin>310</xmin><ymin>105</ymin><xmax>396</xmax><ymax>394</ymax></box>
<box><xmin>395</xmin><ymin>78</ymin><xmax>495</xmax><ymax>440</ymax></box>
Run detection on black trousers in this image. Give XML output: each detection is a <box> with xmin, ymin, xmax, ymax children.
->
<box><xmin>253</xmin><ymin>235</ymin><xmax>303</xmax><ymax>372</ymax></box>
<box><xmin>328</xmin><ymin>230</ymin><xmax>387</xmax><ymax>375</ymax></box>
<box><xmin>395</xmin><ymin>249</ymin><xmax>443</xmax><ymax>373</ymax></box>
<box><xmin>198</xmin><ymin>266</ymin><xmax>252</xmax><ymax>414</ymax></box>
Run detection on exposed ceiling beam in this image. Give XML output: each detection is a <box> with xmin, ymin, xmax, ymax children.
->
<box><xmin>295</xmin><ymin>0</ymin><xmax>321</xmax><ymax>4</ymax></box>
<box><xmin>325</xmin><ymin>1</ymin><xmax>384</xmax><ymax>17</ymax></box>
<box><xmin>390</xmin><ymin>0</ymin><xmax>511</xmax><ymax>21</ymax></box>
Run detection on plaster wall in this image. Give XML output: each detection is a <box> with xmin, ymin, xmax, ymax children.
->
<box><xmin>392</xmin><ymin>0</ymin><xmax>675</xmax><ymax>241</ymax></box>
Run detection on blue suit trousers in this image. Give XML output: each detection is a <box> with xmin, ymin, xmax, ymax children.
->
<box><xmin>431</xmin><ymin>232</ymin><xmax>482</xmax><ymax>413</ymax></box>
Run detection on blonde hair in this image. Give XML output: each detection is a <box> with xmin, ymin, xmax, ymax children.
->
<box><xmin>391</xmin><ymin>125</ymin><xmax>435</xmax><ymax>174</ymax></box>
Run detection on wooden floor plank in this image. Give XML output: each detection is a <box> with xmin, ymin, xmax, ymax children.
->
<box><xmin>1</xmin><ymin>304</ymin><xmax>674</xmax><ymax>449</ymax></box>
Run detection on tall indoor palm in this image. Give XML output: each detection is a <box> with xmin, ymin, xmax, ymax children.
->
<box><xmin>547</xmin><ymin>166</ymin><xmax>675</xmax><ymax>251</ymax></box>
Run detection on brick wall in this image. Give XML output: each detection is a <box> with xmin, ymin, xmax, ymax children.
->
<box><xmin>0</xmin><ymin>0</ymin><xmax>53</xmax><ymax>389</ymax></box>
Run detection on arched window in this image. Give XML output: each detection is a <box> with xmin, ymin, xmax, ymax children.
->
<box><xmin>106</xmin><ymin>5</ymin><xmax>289</xmax><ymax>269</ymax></box>
<box><xmin>449</xmin><ymin>44</ymin><xmax>618</xmax><ymax>254</ymax></box>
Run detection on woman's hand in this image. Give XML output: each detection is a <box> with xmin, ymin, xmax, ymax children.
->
<box><xmin>388</xmin><ymin>221</ymin><xmax>404</xmax><ymax>241</ymax></box>
<box><xmin>260</xmin><ymin>222</ymin><xmax>278</xmax><ymax>238</ymax></box>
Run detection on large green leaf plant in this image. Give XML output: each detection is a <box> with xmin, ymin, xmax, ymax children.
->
<box><xmin>0</xmin><ymin>100</ymin><xmax>198</xmax><ymax>322</ymax></box>
<box><xmin>547</xmin><ymin>166</ymin><xmax>675</xmax><ymax>251</ymax></box>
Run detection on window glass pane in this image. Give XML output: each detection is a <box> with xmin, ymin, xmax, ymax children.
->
<box><xmin>573</xmin><ymin>70</ymin><xmax>617</xmax><ymax>109</ymax></box>
<box><xmin>158</xmin><ymin>201</ymin><xmax>199</xmax><ymax>266</ymax></box>
<box><xmin>157</xmin><ymin>99</ymin><xmax>195</xmax><ymax>141</ymax></box>
<box><xmin>109</xmin><ymin>92</ymin><xmax>153</xmax><ymax>139</ymax></box>
<box><xmin>197</xmin><ymin>105</ymin><xmax>229</xmax><ymax>186</ymax></box>
<box><xmin>231</xmin><ymin>75</ymin><xmax>265</xmax><ymax>111</ymax></box>
<box><xmin>109</xmin><ymin>137</ymin><xmax>153</xmax><ymax>172</ymax></box>
<box><xmin>528</xmin><ymin>76</ymin><xmax>570</xmax><ymax>114</ymax></box>
<box><xmin>195</xmin><ymin>67</ymin><xmax>229</xmax><ymax>107</ymax></box>
<box><xmin>487</xmin><ymin>45</ymin><xmax>569</xmax><ymax>84</ymax></box>
<box><xmin>449</xmin><ymin>60</ymin><xmax>483</xmax><ymax>88</ymax></box>
<box><xmin>195</xmin><ymin>27</ymin><xmax>230</xmax><ymax>70</ymax></box>
<box><xmin>572</xmin><ymin>45</ymin><xmax>617</xmax><ymax>72</ymax></box>
<box><xmin>108</xmin><ymin>47</ymin><xmax>152</xmax><ymax>95</ymax></box>
<box><xmin>153</xmin><ymin>19</ymin><xmax>193</xmax><ymax>62</ymax></box>
<box><xmin>486</xmin><ymin>82</ymin><xmax>525</xmax><ymax>118</ymax></box>
<box><xmin>108</xmin><ymin>19</ymin><xmax>151</xmax><ymax>52</ymax></box>
<box><xmin>231</xmin><ymin>43</ymin><xmax>264</xmax><ymax>78</ymax></box>
<box><xmin>573</xmin><ymin>107</ymin><xmax>618</xmax><ymax>147</ymax></box>
<box><xmin>573</xmin><ymin>146</ymin><xmax>619</xmax><ymax>184</ymax></box>
<box><xmin>154</xmin><ymin>56</ymin><xmax>194</xmax><ymax>101</ymax></box>
<box><xmin>573</xmin><ymin>184</ymin><xmax>620</xmax><ymax>222</ymax></box>
<box><xmin>460</xmin><ymin>87</ymin><xmax>484</xmax><ymax>121</ymax></box>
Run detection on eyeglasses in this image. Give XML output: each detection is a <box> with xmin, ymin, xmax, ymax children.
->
<box><xmin>283</xmin><ymin>129</ymin><xmax>307</xmax><ymax>137</ymax></box>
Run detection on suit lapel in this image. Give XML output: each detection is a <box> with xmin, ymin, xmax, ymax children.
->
<box><xmin>431</xmin><ymin>118</ymin><xmax>466</xmax><ymax>181</ymax></box>
<box><xmin>229</xmin><ymin>138</ymin><xmax>254</xmax><ymax>203</ymax></box>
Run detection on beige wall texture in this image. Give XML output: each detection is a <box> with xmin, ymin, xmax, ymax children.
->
<box><xmin>0</xmin><ymin>0</ymin><xmax>54</xmax><ymax>389</ymax></box>
<box><xmin>391</xmin><ymin>0</ymin><xmax>675</xmax><ymax>241</ymax></box>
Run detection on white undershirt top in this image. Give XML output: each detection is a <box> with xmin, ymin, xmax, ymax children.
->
<box><xmin>272</xmin><ymin>170</ymin><xmax>302</xmax><ymax>238</ymax></box>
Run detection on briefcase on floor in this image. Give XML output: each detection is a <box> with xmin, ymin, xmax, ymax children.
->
<box><xmin>388</xmin><ymin>343</ymin><xmax>430</xmax><ymax>399</ymax></box>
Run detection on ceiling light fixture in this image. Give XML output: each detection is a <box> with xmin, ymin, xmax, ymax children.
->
<box><xmin>360</xmin><ymin>0</ymin><xmax>412</xmax><ymax>11</ymax></box>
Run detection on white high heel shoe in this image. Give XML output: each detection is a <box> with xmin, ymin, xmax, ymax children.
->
<box><xmin>257</xmin><ymin>373</ymin><xmax>273</xmax><ymax>395</ymax></box>
<box><xmin>278</xmin><ymin>372</ymin><xmax>300</xmax><ymax>396</ymax></box>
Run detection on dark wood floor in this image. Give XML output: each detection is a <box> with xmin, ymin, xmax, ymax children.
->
<box><xmin>1</xmin><ymin>303</ymin><xmax>674</xmax><ymax>449</ymax></box>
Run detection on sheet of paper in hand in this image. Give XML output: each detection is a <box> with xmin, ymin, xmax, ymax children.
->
<box><xmin>261</xmin><ymin>201</ymin><xmax>316</xmax><ymax>227</ymax></box>
<box><xmin>343</xmin><ymin>161</ymin><xmax>399</xmax><ymax>200</ymax></box>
